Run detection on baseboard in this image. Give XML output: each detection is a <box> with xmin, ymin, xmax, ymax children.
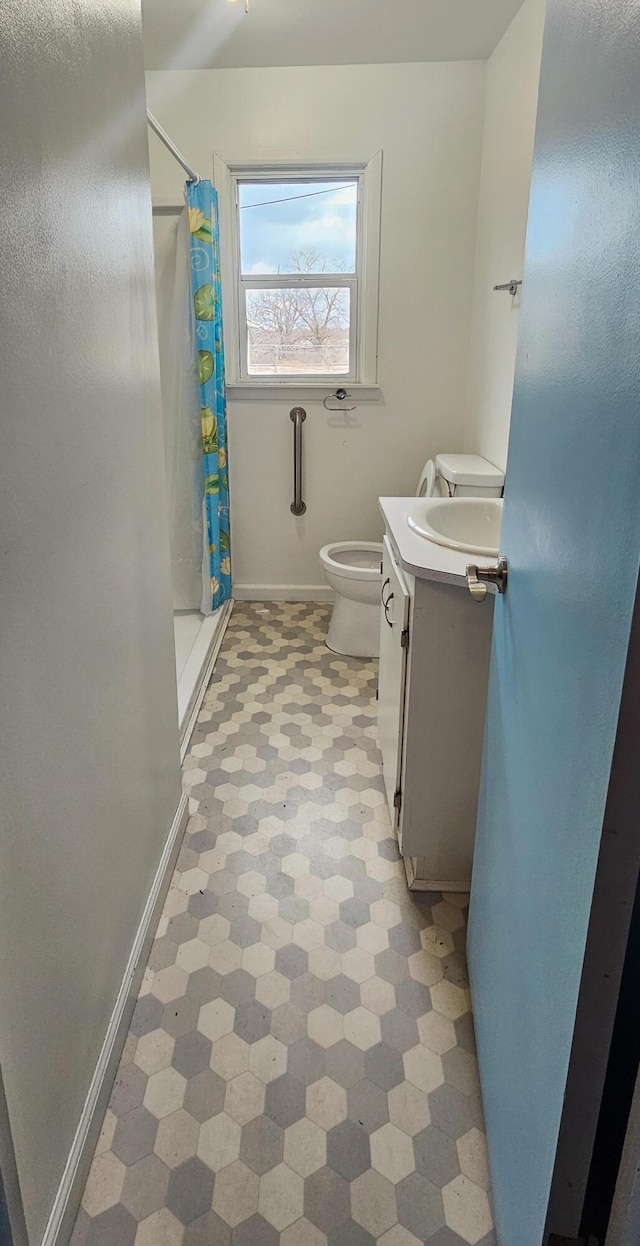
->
<box><xmin>233</xmin><ymin>584</ymin><xmax>334</xmax><ymax>602</ymax></box>
<box><xmin>404</xmin><ymin>856</ymin><xmax>470</xmax><ymax>894</ymax></box>
<box><xmin>42</xmin><ymin>791</ymin><xmax>190</xmax><ymax>1246</ymax></box>
<box><xmin>179</xmin><ymin>598</ymin><xmax>233</xmax><ymax>761</ymax></box>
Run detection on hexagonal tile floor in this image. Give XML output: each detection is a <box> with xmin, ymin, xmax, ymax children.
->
<box><xmin>71</xmin><ymin>602</ymin><xmax>495</xmax><ymax>1246</ymax></box>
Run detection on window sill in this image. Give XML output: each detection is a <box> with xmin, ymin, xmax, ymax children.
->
<box><xmin>226</xmin><ymin>382</ymin><xmax>381</xmax><ymax>403</ymax></box>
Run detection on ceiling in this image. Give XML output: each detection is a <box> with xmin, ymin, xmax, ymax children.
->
<box><xmin>142</xmin><ymin>0</ymin><xmax>525</xmax><ymax>72</ymax></box>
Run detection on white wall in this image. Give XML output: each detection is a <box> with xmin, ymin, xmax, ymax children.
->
<box><xmin>463</xmin><ymin>0</ymin><xmax>547</xmax><ymax>470</ymax></box>
<box><xmin>146</xmin><ymin>63</ymin><xmax>486</xmax><ymax>592</ymax></box>
<box><xmin>0</xmin><ymin>0</ymin><xmax>182</xmax><ymax>1238</ymax></box>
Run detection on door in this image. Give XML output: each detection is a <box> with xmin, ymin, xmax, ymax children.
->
<box><xmin>466</xmin><ymin>4</ymin><xmax>640</xmax><ymax>1246</ymax></box>
<box><xmin>378</xmin><ymin>536</ymin><xmax>410</xmax><ymax>828</ymax></box>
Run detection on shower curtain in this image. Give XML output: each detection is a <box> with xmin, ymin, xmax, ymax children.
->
<box><xmin>156</xmin><ymin>209</ymin><xmax>207</xmax><ymax>611</ymax></box>
<box><xmin>187</xmin><ymin>180</ymin><xmax>231</xmax><ymax>611</ymax></box>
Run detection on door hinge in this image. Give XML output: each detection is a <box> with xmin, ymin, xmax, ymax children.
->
<box><xmin>400</xmin><ymin>627</ymin><xmax>409</xmax><ymax>649</ymax></box>
<box><xmin>393</xmin><ymin>789</ymin><xmax>402</xmax><ymax>810</ymax></box>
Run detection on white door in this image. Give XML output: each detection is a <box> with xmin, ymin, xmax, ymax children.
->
<box><xmin>377</xmin><ymin>536</ymin><xmax>410</xmax><ymax>828</ymax></box>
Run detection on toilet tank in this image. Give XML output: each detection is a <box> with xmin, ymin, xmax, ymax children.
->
<box><xmin>434</xmin><ymin>453</ymin><xmax>504</xmax><ymax>498</ymax></box>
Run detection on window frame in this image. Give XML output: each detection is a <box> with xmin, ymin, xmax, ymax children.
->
<box><xmin>213</xmin><ymin>155</ymin><xmax>382</xmax><ymax>398</ymax></box>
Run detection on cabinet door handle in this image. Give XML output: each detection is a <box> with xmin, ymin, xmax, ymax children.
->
<box><xmin>384</xmin><ymin>592</ymin><xmax>394</xmax><ymax>627</ymax></box>
<box><xmin>381</xmin><ymin>577</ymin><xmax>391</xmax><ymax>606</ymax></box>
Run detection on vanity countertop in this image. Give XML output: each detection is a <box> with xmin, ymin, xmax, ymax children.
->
<box><xmin>378</xmin><ymin>496</ymin><xmax>495</xmax><ymax>586</ymax></box>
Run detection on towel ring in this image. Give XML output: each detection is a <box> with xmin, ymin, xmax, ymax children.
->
<box><xmin>323</xmin><ymin>388</ymin><xmax>357</xmax><ymax>412</ymax></box>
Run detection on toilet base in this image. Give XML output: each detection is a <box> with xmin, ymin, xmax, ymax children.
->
<box><xmin>326</xmin><ymin>594</ymin><xmax>380</xmax><ymax>658</ymax></box>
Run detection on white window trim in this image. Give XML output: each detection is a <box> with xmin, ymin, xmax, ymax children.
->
<box><xmin>213</xmin><ymin>153</ymin><xmax>382</xmax><ymax>399</ymax></box>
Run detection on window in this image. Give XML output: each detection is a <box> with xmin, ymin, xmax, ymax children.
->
<box><xmin>214</xmin><ymin>157</ymin><xmax>382</xmax><ymax>393</ymax></box>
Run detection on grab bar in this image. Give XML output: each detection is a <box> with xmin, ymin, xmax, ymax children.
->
<box><xmin>290</xmin><ymin>406</ymin><xmax>306</xmax><ymax>515</ymax></box>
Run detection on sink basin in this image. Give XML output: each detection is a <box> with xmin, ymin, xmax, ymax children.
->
<box><xmin>407</xmin><ymin>497</ymin><xmax>503</xmax><ymax>556</ymax></box>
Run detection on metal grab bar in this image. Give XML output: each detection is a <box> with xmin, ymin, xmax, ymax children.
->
<box><xmin>290</xmin><ymin>407</ymin><xmax>307</xmax><ymax>515</ymax></box>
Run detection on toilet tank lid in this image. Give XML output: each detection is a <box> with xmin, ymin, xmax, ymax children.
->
<box><xmin>435</xmin><ymin>453</ymin><xmax>504</xmax><ymax>487</ymax></box>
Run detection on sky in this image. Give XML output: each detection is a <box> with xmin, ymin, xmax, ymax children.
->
<box><xmin>238</xmin><ymin>180</ymin><xmax>357</xmax><ymax>275</ymax></box>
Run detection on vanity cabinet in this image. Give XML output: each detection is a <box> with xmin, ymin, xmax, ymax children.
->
<box><xmin>378</xmin><ymin>533</ymin><xmax>494</xmax><ymax>891</ymax></box>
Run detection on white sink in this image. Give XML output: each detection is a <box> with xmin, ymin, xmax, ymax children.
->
<box><xmin>407</xmin><ymin>497</ymin><xmax>503</xmax><ymax>556</ymax></box>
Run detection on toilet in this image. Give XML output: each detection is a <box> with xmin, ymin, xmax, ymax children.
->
<box><xmin>319</xmin><ymin>453</ymin><xmax>504</xmax><ymax>658</ymax></box>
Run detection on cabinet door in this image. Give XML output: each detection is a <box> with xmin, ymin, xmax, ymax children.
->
<box><xmin>378</xmin><ymin>536</ymin><xmax>410</xmax><ymax>830</ymax></box>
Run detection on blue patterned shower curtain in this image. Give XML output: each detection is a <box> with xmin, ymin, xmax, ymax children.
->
<box><xmin>187</xmin><ymin>179</ymin><xmax>231</xmax><ymax>611</ymax></box>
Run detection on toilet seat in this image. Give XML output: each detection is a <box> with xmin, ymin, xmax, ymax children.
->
<box><xmin>319</xmin><ymin>541</ymin><xmax>383</xmax><ymax>581</ymax></box>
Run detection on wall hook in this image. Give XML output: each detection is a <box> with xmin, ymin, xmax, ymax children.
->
<box><xmin>493</xmin><ymin>279</ymin><xmax>522</xmax><ymax>296</ymax></box>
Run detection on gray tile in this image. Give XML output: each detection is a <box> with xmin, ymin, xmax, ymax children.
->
<box><xmin>388</xmin><ymin>923</ymin><xmax>422</xmax><ymax>957</ymax></box>
<box><xmin>326</xmin><ymin>1120</ymin><xmax>370</xmax><ymax>1180</ymax></box>
<box><xmin>279</xmin><ymin>895</ymin><xmax>310</xmax><ymax>926</ymax></box>
<box><xmin>110</xmin><ymin>1064</ymin><xmax>146</xmax><ymax>1117</ymax></box>
<box><xmin>339</xmin><ymin>898</ymin><xmax>370</xmax><ymax>929</ymax></box>
<box><xmin>184</xmin><ymin>1210</ymin><xmax>232</xmax><ymax>1246</ymax></box>
<box><xmin>167</xmin><ymin>1156</ymin><xmax>215</xmax><ymax>1225</ymax></box>
<box><xmin>84</xmin><ymin>1204</ymin><xmax>137</xmax><ymax>1246</ymax></box>
<box><xmin>286</xmin><ymin>1038</ymin><xmax>326</xmax><ymax>1087</ymax></box>
<box><xmin>121</xmin><ymin>1153</ymin><xmax>170</xmax><ymax>1221</ymax></box>
<box><xmin>189</xmin><ymin>890</ymin><xmax>220</xmax><ymax>920</ymax></box>
<box><xmin>240</xmin><ymin>1115</ymin><xmax>284</xmax><ymax>1175</ymax></box>
<box><xmin>364</xmin><ymin>1042</ymin><xmax>404</xmax><ymax>1092</ymax></box>
<box><xmin>187</xmin><ymin>966</ymin><xmax>223</xmax><ymax>1006</ymax></box>
<box><xmin>130</xmin><ymin>995</ymin><xmax>164</xmax><ymax>1037</ymax></box>
<box><xmin>184</xmin><ymin>1069</ymin><xmax>226</xmax><ymax>1123</ymax></box>
<box><xmin>112</xmin><ymin>1107</ymin><xmax>158</xmax><ymax>1165</ymax></box>
<box><xmin>347</xmin><ymin>1078</ymin><xmax>389</xmax><ymax>1134</ymax></box>
<box><xmin>325</xmin><ymin>921</ymin><xmax>358</xmax><ymax>953</ymax></box>
<box><xmin>442</xmin><ymin>1046</ymin><xmax>481</xmax><ymax>1097</ymax></box>
<box><xmin>217</xmin><ymin>893</ymin><xmax>249</xmax><ymax>922</ymax></box>
<box><xmin>377</xmin><ymin>838</ymin><xmax>401</xmax><ymax>862</ymax></box>
<box><xmin>270</xmin><ymin>1002</ymin><xmax>307</xmax><ymax>1047</ymax></box>
<box><xmin>328</xmin><ymin>1224</ymin><xmax>375</xmax><ymax>1246</ymax></box>
<box><xmin>375</xmin><ymin>949</ymin><xmax>410</xmax><ymax>986</ymax></box>
<box><xmin>396</xmin><ymin>1171</ymin><xmax>445</xmax><ymax>1240</ymax></box>
<box><xmin>413</xmin><ymin>1125</ymin><xmax>461</xmax><ymax>1186</ymax></box>
<box><xmin>271</xmin><ymin>834</ymin><xmax>297</xmax><ymax>856</ymax></box>
<box><xmin>429</xmin><ymin>1084</ymin><xmax>483</xmax><ymax>1140</ymax></box>
<box><xmin>172</xmin><ymin>1030</ymin><xmax>212</xmax><ymax>1079</ymax></box>
<box><xmin>290</xmin><ymin>973</ymin><xmax>327</xmax><ymax>1013</ymax></box>
<box><xmin>167</xmin><ymin>913</ymin><xmax>200</xmax><ymax>945</ymax></box>
<box><xmin>380</xmin><ymin>1009</ymin><xmax>419</xmax><ymax>1054</ymax></box>
<box><xmin>266</xmin><ymin>872</ymin><xmax>295</xmax><ymax>900</ymax></box>
<box><xmin>424</xmin><ymin>1228</ymin><xmax>470</xmax><ymax>1246</ymax></box>
<box><xmin>304</xmin><ymin>1167</ymin><xmax>350</xmax><ymax>1233</ymax></box>
<box><xmin>234</xmin><ymin>999</ymin><xmax>271</xmax><ymax>1044</ymax></box>
<box><xmin>264</xmin><ymin>1072</ymin><xmax>306</xmax><ymax>1128</ymax></box>
<box><xmin>230</xmin><ymin>915</ymin><xmax>262</xmax><ymax>948</ymax></box>
<box><xmin>325</xmin><ymin>1041</ymin><xmax>365</xmax><ymax>1089</ymax></box>
<box><xmin>220</xmin><ymin>969</ymin><xmax>256</xmax><ymax>1008</ymax></box>
<box><xmin>162</xmin><ymin>994</ymin><xmax>199</xmax><ymax>1039</ymax></box>
<box><xmin>395</xmin><ymin>978</ymin><xmax>432</xmax><ymax>1019</ymax></box>
<box><xmin>326</xmin><ymin>975</ymin><xmax>360</xmax><ymax>1015</ymax></box>
<box><xmin>148</xmin><ymin>937</ymin><xmax>179</xmax><ymax>972</ymax></box>
<box><xmin>69</xmin><ymin>1209</ymin><xmax>91</xmax><ymax>1244</ymax></box>
<box><xmin>275</xmin><ymin>944</ymin><xmax>309</xmax><ymax>981</ymax></box>
<box><xmin>232</xmin><ymin>1214</ymin><xmax>279</xmax><ymax>1246</ymax></box>
<box><xmin>453</xmin><ymin>1013</ymin><xmax>477</xmax><ymax>1054</ymax></box>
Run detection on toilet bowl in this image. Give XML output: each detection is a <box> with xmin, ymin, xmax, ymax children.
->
<box><xmin>319</xmin><ymin>454</ymin><xmax>503</xmax><ymax>659</ymax></box>
<box><xmin>319</xmin><ymin>542</ymin><xmax>383</xmax><ymax>657</ymax></box>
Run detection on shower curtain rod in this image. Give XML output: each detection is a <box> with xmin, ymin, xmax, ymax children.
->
<box><xmin>146</xmin><ymin>109</ymin><xmax>200</xmax><ymax>184</ymax></box>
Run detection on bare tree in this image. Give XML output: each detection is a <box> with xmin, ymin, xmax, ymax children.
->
<box><xmin>247</xmin><ymin>250</ymin><xmax>350</xmax><ymax>373</ymax></box>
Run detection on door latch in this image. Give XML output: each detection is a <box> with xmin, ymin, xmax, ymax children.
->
<box><xmin>466</xmin><ymin>556</ymin><xmax>508</xmax><ymax>601</ymax></box>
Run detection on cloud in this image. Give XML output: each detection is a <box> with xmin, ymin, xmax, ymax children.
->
<box><xmin>246</xmin><ymin>260</ymin><xmax>277</xmax><ymax>274</ymax></box>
